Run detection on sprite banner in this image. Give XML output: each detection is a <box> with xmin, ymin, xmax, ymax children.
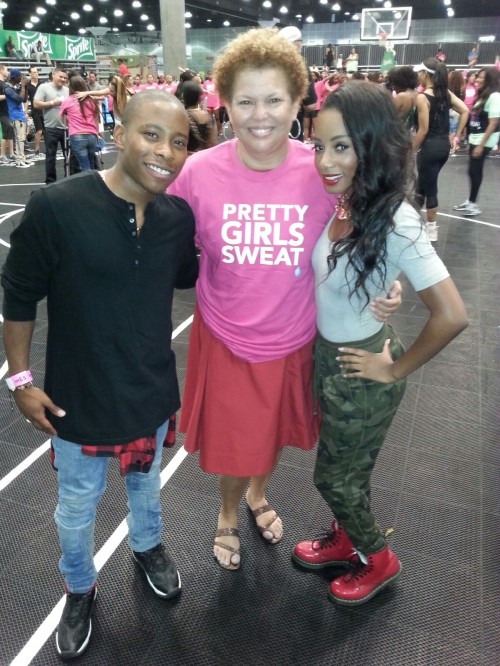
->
<box><xmin>1</xmin><ymin>30</ymin><xmax>95</xmax><ymax>61</ymax></box>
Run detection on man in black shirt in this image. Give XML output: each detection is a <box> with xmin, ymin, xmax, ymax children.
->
<box><xmin>26</xmin><ymin>66</ymin><xmax>45</xmax><ymax>159</ymax></box>
<box><xmin>2</xmin><ymin>91</ymin><xmax>198</xmax><ymax>660</ymax></box>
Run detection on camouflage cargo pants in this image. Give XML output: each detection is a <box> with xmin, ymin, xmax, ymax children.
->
<box><xmin>313</xmin><ymin>324</ymin><xmax>407</xmax><ymax>554</ymax></box>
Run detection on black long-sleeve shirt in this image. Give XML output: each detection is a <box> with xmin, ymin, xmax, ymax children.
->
<box><xmin>2</xmin><ymin>171</ymin><xmax>198</xmax><ymax>445</ymax></box>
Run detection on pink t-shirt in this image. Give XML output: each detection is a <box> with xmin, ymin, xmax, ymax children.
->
<box><xmin>202</xmin><ymin>80</ymin><xmax>220</xmax><ymax>108</ymax></box>
<box><xmin>169</xmin><ymin>140</ymin><xmax>337</xmax><ymax>362</ymax></box>
<box><xmin>164</xmin><ymin>83</ymin><xmax>178</xmax><ymax>95</ymax></box>
<box><xmin>464</xmin><ymin>84</ymin><xmax>477</xmax><ymax>111</ymax></box>
<box><xmin>59</xmin><ymin>96</ymin><xmax>98</xmax><ymax>136</ymax></box>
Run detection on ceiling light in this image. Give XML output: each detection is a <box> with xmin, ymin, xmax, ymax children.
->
<box><xmin>146</xmin><ymin>23</ymin><xmax>155</xmax><ymax>30</ymax></box>
<box><xmin>61</xmin><ymin>20</ymin><xmax>69</xmax><ymax>25</ymax></box>
<box><xmin>112</xmin><ymin>26</ymin><xmax>118</xmax><ymax>31</ymax></box>
<box><xmin>352</xmin><ymin>13</ymin><xmax>360</xmax><ymax>20</ymax></box>
<box><xmin>70</xmin><ymin>12</ymin><xmax>80</xmax><ymax>19</ymax></box>
<box><xmin>185</xmin><ymin>11</ymin><xmax>192</xmax><ymax>17</ymax></box>
<box><xmin>223</xmin><ymin>20</ymin><xmax>230</xmax><ymax>26</ymax></box>
<box><xmin>332</xmin><ymin>3</ymin><xmax>340</xmax><ymax>10</ymax></box>
<box><xmin>55</xmin><ymin>27</ymin><xmax>61</xmax><ymax>30</ymax></box>
<box><xmin>262</xmin><ymin>0</ymin><xmax>272</xmax><ymax>7</ymax></box>
<box><xmin>83</xmin><ymin>4</ymin><xmax>93</xmax><ymax>10</ymax></box>
<box><xmin>295</xmin><ymin>14</ymin><xmax>302</xmax><ymax>18</ymax></box>
<box><xmin>114</xmin><ymin>9</ymin><xmax>123</xmax><ymax>16</ymax></box>
<box><xmin>99</xmin><ymin>16</ymin><xmax>108</xmax><ymax>23</ymax></box>
<box><xmin>320</xmin><ymin>0</ymin><xmax>328</xmax><ymax>4</ymax></box>
<box><xmin>383</xmin><ymin>1</ymin><xmax>392</xmax><ymax>7</ymax></box>
<box><xmin>394</xmin><ymin>11</ymin><xmax>401</xmax><ymax>18</ymax></box>
<box><xmin>46</xmin><ymin>0</ymin><xmax>56</xmax><ymax>5</ymax></box>
<box><xmin>25</xmin><ymin>21</ymin><xmax>34</xmax><ymax>28</ymax></box>
<box><xmin>185</xmin><ymin>22</ymin><xmax>191</xmax><ymax>28</ymax></box>
<box><xmin>447</xmin><ymin>7</ymin><xmax>454</xmax><ymax>16</ymax></box>
<box><xmin>279</xmin><ymin>6</ymin><xmax>288</xmax><ymax>14</ymax></box>
<box><xmin>78</xmin><ymin>28</ymin><xmax>86</xmax><ymax>34</ymax></box>
<box><xmin>443</xmin><ymin>0</ymin><xmax>451</xmax><ymax>4</ymax></box>
<box><xmin>305</xmin><ymin>15</ymin><xmax>314</xmax><ymax>22</ymax></box>
<box><xmin>126</xmin><ymin>23</ymin><xmax>132</xmax><ymax>26</ymax></box>
<box><xmin>344</xmin><ymin>12</ymin><xmax>350</xmax><ymax>15</ymax></box>
<box><xmin>140</xmin><ymin>14</ymin><xmax>148</xmax><ymax>20</ymax></box>
<box><xmin>206</xmin><ymin>18</ymin><xmax>211</xmax><ymax>22</ymax></box>
<box><xmin>36</xmin><ymin>7</ymin><xmax>47</xmax><ymax>14</ymax></box>
<box><xmin>30</xmin><ymin>15</ymin><xmax>40</xmax><ymax>22</ymax></box>
<box><xmin>132</xmin><ymin>0</ymin><xmax>141</xmax><ymax>6</ymax></box>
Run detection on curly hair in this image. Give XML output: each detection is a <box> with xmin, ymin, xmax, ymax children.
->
<box><xmin>448</xmin><ymin>70</ymin><xmax>465</xmax><ymax>99</ymax></box>
<box><xmin>213</xmin><ymin>28</ymin><xmax>308</xmax><ymax>103</ymax></box>
<box><xmin>322</xmin><ymin>82</ymin><xmax>416</xmax><ymax>307</ymax></box>
<box><xmin>386</xmin><ymin>66</ymin><xmax>418</xmax><ymax>93</ymax></box>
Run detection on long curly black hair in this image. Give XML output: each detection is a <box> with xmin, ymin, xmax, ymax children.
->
<box><xmin>322</xmin><ymin>81</ymin><xmax>417</xmax><ymax>307</ymax></box>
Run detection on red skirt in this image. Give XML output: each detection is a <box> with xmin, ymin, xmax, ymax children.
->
<box><xmin>179</xmin><ymin>307</ymin><xmax>319</xmax><ymax>476</ymax></box>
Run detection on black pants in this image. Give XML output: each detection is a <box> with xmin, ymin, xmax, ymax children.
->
<box><xmin>468</xmin><ymin>144</ymin><xmax>492</xmax><ymax>203</ymax></box>
<box><xmin>44</xmin><ymin>127</ymin><xmax>66</xmax><ymax>184</ymax></box>
<box><xmin>416</xmin><ymin>136</ymin><xmax>449</xmax><ymax>210</ymax></box>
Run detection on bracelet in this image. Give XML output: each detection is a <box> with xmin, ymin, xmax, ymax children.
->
<box><xmin>6</xmin><ymin>370</ymin><xmax>33</xmax><ymax>391</ymax></box>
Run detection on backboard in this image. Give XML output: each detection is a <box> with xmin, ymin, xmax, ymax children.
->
<box><xmin>360</xmin><ymin>7</ymin><xmax>412</xmax><ymax>41</ymax></box>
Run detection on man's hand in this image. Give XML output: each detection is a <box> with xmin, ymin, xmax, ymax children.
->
<box><xmin>13</xmin><ymin>387</ymin><xmax>66</xmax><ymax>436</ymax></box>
<box><xmin>370</xmin><ymin>279</ymin><xmax>402</xmax><ymax>322</ymax></box>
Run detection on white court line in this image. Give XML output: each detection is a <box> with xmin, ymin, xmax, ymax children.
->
<box><xmin>437</xmin><ymin>211</ymin><xmax>500</xmax><ymax>229</ymax></box>
<box><xmin>10</xmin><ymin>446</ymin><xmax>188</xmax><ymax>666</ymax></box>
<box><xmin>0</xmin><ymin>183</ymin><xmax>44</xmax><ymax>187</ymax></box>
<box><xmin>0</xmin><ymin>202</ymin><xmax>25</xmax><ymax>207</ymax></box>
<box><xmin>8</xmin><ymin>314</ymin><xmax>194</xmax><ymax>664</ymax></box>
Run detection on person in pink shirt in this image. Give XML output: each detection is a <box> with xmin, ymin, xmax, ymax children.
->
<box><xmin>59</xmin><ymin>75</ymin><xmax>99</xmax><ymax>171</ymax></box>
<box><xmin>163</xmin><ymin>74</ymin><xmax>178</xmax><ymax>95</ymax></box>
<box><xmin>142</xmin><ymin>73</ymin><xmax>158</xmax><ymax>90</ymax></box>
<box><xmin>169</xmin><ymin>29</ymin><xmax>400</xmax><ymax>572</ymax></box>
<box><xmin>202</xmin><ymin>70</ymin><xmax>221</xmax><ymax>135</ymax></box>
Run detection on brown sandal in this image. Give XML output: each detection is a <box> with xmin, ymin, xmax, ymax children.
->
<box><xmin>214</xmin><ymin>528</ymin><xmax>241</xmax><ymax>571</ymax></box>
<box><xmin>247</xmin><ymin>504</ymin><xmax>283</xmax><ymax>544</ymax></box>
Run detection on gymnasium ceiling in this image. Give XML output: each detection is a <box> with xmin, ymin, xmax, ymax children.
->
<box><xmin>1</xmin><ymin>0</ymin><xmax>496</xmax><ymax>35</ymax></box>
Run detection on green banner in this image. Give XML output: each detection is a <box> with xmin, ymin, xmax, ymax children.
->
<box><xmin>1</xmin><ymin>30</ymin><xmax>95</xmax><ymax>61</ymax></box>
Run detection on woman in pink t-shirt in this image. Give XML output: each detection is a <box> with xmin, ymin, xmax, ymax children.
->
<box><xmin>59</xmin><ymin>75</ymin><xmax>99</xmax><ymax>171</ymax></box>
<box><xmin>169</xmin><ymin>29</ymin><xmax>400</xmax><ymax>572</ymax></box>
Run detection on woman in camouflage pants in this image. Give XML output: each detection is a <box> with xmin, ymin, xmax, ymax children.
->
<box><xmin>293</xmin><ymin>82</ymin><xmax>468</xmax><ymax>605</ymax></box>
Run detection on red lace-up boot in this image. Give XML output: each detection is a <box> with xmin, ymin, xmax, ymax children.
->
<box><xmin>292</xmin><ymin>519</ymin><xmax>359</xmax><ymax>570</ymax></box>
<box><xmin>328</xmin><ymin>544</ymin><xmax>402</xmax><ymax>605</ymax></box>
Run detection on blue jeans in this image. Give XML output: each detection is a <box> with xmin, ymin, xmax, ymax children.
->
<box><xmin>52</xmin><ymin>420</ymin><xmax>168</xmax><ymax>593</ymax></box>
<box><xmin>69</xmin><ymin>133</ymin><xmax>97</xmax><ymax>172</ymax></box>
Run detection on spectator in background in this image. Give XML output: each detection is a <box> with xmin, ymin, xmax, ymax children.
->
<box><xmin>202</xmin><ymin>70</ymin><xmax>221</xmax><ymax>136</ymax></box>
<box><xmin>26</xmin><ymin>65</ymin><xmax>45</xmax><ymax>160</ymax></box>
<box><xmin>468</xmin><ymin>46</ymin><xmax>479</xmax><ymax>68</ymax></box>
<box><xmin>413</xmin><ymin>59</ymin><xmax>468</xmax><ymax>241</ymax></box>
<box><xmin>117</xmin><ymin>59</ymin><xmax>129</xmax><ymax>77</ymax></box>
<box><xmin>87</xmin><ymin>71</ymin><xmax>104</xmax><ymax>92</ymax></box>
<box><xmin>345</xmin><ymin>47</ymin><xmax>359</xmax><ymax>74</ymax></box>
<box><xmin>0</xmin><ymin>64</ymin><xmax>16</xmax><ymax>165</ymax></box>
<box><xmin>183</xmin><ymin>81</ymin><xmax>215</xmax><ymax>154</ymax></box>
<box><xmin>59</xmin><ymin>75</ymin><xmax>100</xmax><ymax>172</ymax></box>
<box><xmin>133</xmin><ymin>74</ymin><xmax>143</xmax><ymax>92</ymax></box>
<box><xmin>31</xmin><ymin>40</ymin><xmax>52</xmax><ymax>66</ymax></box>
<box><xmin>386</xmin><ymin>66</ymin><xmax>419</xmax><ymax>132</ymax></box>
<box><xmin>453</xmin><ymin>68</ymin><xmax>500</xmax><ymax>216</ymax></box>
<box><xmin>324</xmin><ymin>44</ymin><xmax>334</xmax><ymax>70</ymax></box>
<box><xmin>34</xmin><ymin>67</ymin><xmax>69</xmax><ymax>183</ymax></box>
<box><xmin>164</xmin><ymin>75</ymin><xmax>177</xmax><ymax>95</ymax></box>
<box><xmin>142</xmin><ymin>73</ymin><xmax>158</xmax><ymax>90</ymax></box>
<box><xmin>278</xmin><ymin>26</ymin><xmax>317</xmax><ymax>142</ymax></box>
<box><xmin>448</xmin><ymin>70</ymin><xmax>465</xmax><ymax>154</ymax></box>
<box><xmin>4</xmin><ymin>36</ymin><xmax>21</xmax><ymax>59</ymax></box>
<box><xmin>5</xmin><ymin>69</ymin><xmax>33</xmax><ymax>168</ymax></box>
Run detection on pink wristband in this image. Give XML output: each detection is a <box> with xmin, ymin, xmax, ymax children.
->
<box><xmin>6</xmin><ymin>370</ymin><xmax>33</xmax><ymax>391</ymax></box>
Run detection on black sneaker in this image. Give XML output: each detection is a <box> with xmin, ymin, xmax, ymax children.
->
<box><xmin>133</xmin><ymin>543</ymin><xmax>181</xmax><ymax>599</ymax></box>
<box><xmin>55</xmin><ymin>586</ymin><xmax>97</xmax><ymax>660</ymax></box>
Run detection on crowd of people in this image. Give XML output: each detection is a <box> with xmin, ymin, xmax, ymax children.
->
<box><xmin>1</xmin><ymin>26</ymin><xmax>498</xmax><ymax>662</ymax></box>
